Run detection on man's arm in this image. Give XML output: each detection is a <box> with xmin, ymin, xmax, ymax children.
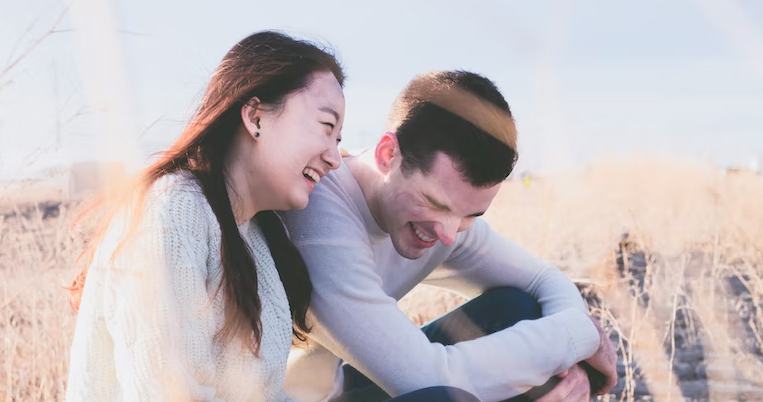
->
<box><xmin>427</xmin><ymin>218</ymin><xmax>617</xmax><ymax>395</ymax></box>
<box><xmin>294</xmin><ymin>234</ymin><xmax>600</xmax><ymax>402</ymax></box>
<box><xmin>426</xmin><ymin>218</ymin><xmax>588</xmax><ymax>316</ymax></box>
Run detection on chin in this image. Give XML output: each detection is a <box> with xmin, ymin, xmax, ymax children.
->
<box><xmin>287</xmin><ymin>194</ymin><xmax>310</xmax><ymax>210</ymax></box>
<box><xmin>391</xmin><ymin>237</ymin><xmax>426</xmax><ymax>260</ymax></box>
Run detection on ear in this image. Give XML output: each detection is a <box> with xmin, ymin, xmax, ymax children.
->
<box><xmin>241</xmin><ymin>97</ymin><xmax>262</xmax><ymax>139</ymax></box>
<box><xmin>374</xmin><ymin>132</ymin><xmax>399</xmax><ymax>175</ymax></box>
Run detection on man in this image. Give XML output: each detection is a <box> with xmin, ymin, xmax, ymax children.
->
<box><xmin>279</xmin><ymin>70</ymin><xmax>617</xmax><ymax>402</ymax></box>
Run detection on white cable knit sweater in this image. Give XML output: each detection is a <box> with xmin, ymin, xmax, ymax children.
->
<box><xmin>66</xmin><ymin>172</ymin><xmax>297</xmax><ymax>402</ymax></box>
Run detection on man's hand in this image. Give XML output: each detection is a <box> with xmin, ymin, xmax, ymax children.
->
<box><xmin>533</xmin><ymin>364</ymin><xmax>591</xmax><ymax>402</ymax></box>
<box><xmin>583</xmin><ymin>315</ymin><xmax>618</xmax><ymax>396</ymax></box>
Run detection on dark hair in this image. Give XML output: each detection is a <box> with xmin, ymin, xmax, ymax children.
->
<box><xmin>389</xmin><ymin>70</ymin><xmax>517</xmax><ymax>187</ymax></box>
<box><xmin>68</xmin><ymin>30</ymin><xmax>345</xmax><ymax>355</ymax></box>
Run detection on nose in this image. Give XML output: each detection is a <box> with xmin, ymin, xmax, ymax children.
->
<box><xmin>435</xmin><ymin>217</ymin><xmax>461</xmax><ymax>246</ymax></box>
<box><xmin>322</xmin><ymin>146</ymin><xmax>341</xmax><ymax>170</ymax></box>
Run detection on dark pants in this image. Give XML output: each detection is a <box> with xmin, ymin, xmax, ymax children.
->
<box><xmin>335</xmin><ymin>287</ymin><xmax>554</xmax><ymax>402</ymax></box>
<box><xmin>384</xmin><ymin>386</ymin><xmax>480</xmax><ymax>402</ymax></box>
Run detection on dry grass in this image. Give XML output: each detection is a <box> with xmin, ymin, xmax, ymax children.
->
<box><xmin>400</xmin><ymin>157</ymin><xmax>763</xmax><ymax>401</ymax></box>
<box><xmin>1</xmin><ymin>157</ymin><xmax>762</xmax><ymax>401</ymax></box>
<box><xmin>0</xmin><ymin>201</ymin><xmax>80</xmax><ymax>401</ymax></box>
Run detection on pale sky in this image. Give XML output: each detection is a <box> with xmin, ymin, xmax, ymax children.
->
<box><xmin>1</xmin><ymin>0</ymin><xmax>762</xmax><ymax>179</ymax></box>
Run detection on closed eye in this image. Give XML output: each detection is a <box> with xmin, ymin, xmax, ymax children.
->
<box><xmin>323</xmin><ymin>122</ymin><xmax>340</xmax><ymax>143</ymax></box>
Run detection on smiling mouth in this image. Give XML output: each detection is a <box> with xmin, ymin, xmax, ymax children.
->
<box><xmin>303</xmin><ymin>167</ymin><xmax>320</xmax><ymax>184</ymax></box>
<box><xmin>409</xmin><ymin>222</ymin><xmax>436</xmax><ymax>243</ymax></box>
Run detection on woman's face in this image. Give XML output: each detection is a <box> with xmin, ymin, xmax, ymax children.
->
<box><xmin>244</xmin><ymin>71</ymin><xmax>345</xmax><ymax>211</ymax></box>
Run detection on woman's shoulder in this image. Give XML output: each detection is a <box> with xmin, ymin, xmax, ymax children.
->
<box><xmin>143</xmin><ymin>171</ymin><xmax>214</xmax><ymax>227</ymax></box>
<box><xmin>98</xmin><ymin>171</ymin><xmax>216</xmax><ymax>270</ymax></box>
<box><xmin>148</xmin><ymin>170</ymin><xmax>203</xmax><ymax>198</ymax></box>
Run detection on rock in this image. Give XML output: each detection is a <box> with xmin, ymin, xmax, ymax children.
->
<box><xmin>673</xmin><ymin>362</ymin><xmax>694</xmax><ymax>380</ymax></box>
<box><xmin>634</xmin><ymin>380</ymin><xmax>650</xmax><ymax>396</ymax></box>
<box><xmin>678</xmin><ymin>348</ymin><xmax>706</xmax><ymax>363</ymax></box>
<box><xmin>679</xmin><ymin>380</ymin><xmax>709</xmax><ymax>399</ymax></box>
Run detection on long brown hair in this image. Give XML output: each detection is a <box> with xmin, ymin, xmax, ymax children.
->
<box><xmin>68</xmin><ymin>30</ymin><xmax>345</xmax><ymax>354</ymax></box>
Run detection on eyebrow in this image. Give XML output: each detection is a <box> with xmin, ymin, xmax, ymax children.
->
<box><xmin>319</xmin><ymin>106</ymin><xmax>340</xmax><ymax>122</ymax></box>
<box><xmin>423</xmin><ymin>193</ymin><xmax>485</xmax><ymax>218</ymax></box>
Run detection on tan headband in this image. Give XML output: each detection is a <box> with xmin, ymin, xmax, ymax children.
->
<box><xmin>399</xmin><ymin>81</ymin><xmax>518</xmax><ymax>150</ymax></box>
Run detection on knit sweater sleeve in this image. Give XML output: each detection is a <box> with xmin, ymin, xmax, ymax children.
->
<box><xmin>281</xmin><ymin>187</ymin><xmax>599</xmax><ymax>402</ymax></box>
<box><xmin>101</xmin><ymin>181</ymin><xmax>226</xmax><ymax>402</ymax></box>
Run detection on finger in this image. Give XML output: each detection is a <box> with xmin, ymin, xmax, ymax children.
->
<box><xmin>590</xmin><ymin>372</ymin><xmax>617</xmax><ymax>397</ymax></box>
<box><xmin>557</xmin><ymin>369</ymin><xmax>569</xmax><ymax>378</ymax></box>
<box><xmin>564</xmin><ymin>380</ymin><xmax>591</xmax><ymax>402</ymax></box>
<box><xmin>594</xmin><ymin>364</ymin><xmax>618</xmax><ymax>395</ymax></box>
<box><xmin>535</xmin><ymin>372</ymin><xmax>575</xmax><ymax>402</ymax></box>
<box><xmin>582</xmin><ymin>359</ymin><xmax>617</xmax><ymax>395</ymax></box>
<box><xmin>601</xmin><ymin>373</ymin><xmax>618</xmax><ymax>395</ymax></box>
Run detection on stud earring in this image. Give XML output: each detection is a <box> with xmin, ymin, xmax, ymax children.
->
<box><xmin>254</xmin><ymin>132</ymin><xmax>260</xmax><ymax>138</ymax></box>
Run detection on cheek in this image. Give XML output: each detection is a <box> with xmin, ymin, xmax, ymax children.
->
<box><xmin>274</xmin><ymin>112</ymin><xmax>311</xmax><ymax>145</ymax></box>
<box><xmin>391</xmin><ymin>199</ymin><xmax>432</xmax><ymax>223</ymax></box>
<box><xmin>294</xmin><ymin>129</ymin><xmax>330</xmax><ymax>160</ymax></box>
<box><xmin>280</xmin><ymin>135</ymin><xmax>319</xmax><ymax>168</ymax></box>
<box><xmin>408</xmin><ymin>207</ymin><xmax>437</xmax><ymax>222</ymax></box>
<box><xmin>389</xmin><ymin>192</ymin><xmax>415</xmax><ymax>214</ymax></box>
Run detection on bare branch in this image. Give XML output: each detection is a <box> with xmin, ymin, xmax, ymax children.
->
<box><xmin>4</xmin><ymin>13</ymin><xmax>43</xmax><ymax>66</ymax></box>
<box><xmin>0</xmin><ymin>2</ymin><xmax>74</xmax><ymax>81</ymax></box>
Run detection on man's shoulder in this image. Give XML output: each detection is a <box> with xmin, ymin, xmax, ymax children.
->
<box><xmin>279</xmin><ymin>164</ymin><xmax>367</xmax><ymax>244</ymax></box>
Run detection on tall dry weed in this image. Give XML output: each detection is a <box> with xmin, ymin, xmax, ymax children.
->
<box><xmin>1</xmin><ymin>157</ymin><xmax>761</xmax><ymax>401</ymax></box>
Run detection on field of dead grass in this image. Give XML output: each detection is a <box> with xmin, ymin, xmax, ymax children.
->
<box><xmin>401</xmin><ymin>157</ymin><xmax>763</xmax><ymax>401</ymax></box>
<box><xmin>1</xmin><ymin>157</ymin><xmax>762</xmax><ymax>401</ymax></box>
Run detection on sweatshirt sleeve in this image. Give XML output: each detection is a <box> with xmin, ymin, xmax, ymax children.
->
<box><xmin>281</xmin><ymin>190</ymin><xmax>601</xmax><ymax>402</ymax></box>
<box><xmin>422</xmin><ymin>218</ymin><xmax>600</xmax><ymax>363</ymax></box>
<box><xmin>101</xmin><ymin>185</ymin><xmax>226</xmax><ymax>402</ymax></box>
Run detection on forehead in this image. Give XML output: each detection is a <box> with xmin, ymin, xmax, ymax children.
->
<box><xmin>407</xmin><ymin>153</ymin><xmax>500</xmax><ymax>213</ymax></box>
<box><xmin>296</xmin><ymin>72</ymin><xmax>345</xmax><ymax>112</ymax></box>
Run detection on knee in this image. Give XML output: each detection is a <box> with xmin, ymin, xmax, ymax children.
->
<box><xmin>407</xmin><ymin>386</ymin><xmax>480</xmax><ymax>402</ymax></box>
<box><xmin>482</xmin><ymin>286</ymin><xmax>542</xmax><ymax>321</ymax></box>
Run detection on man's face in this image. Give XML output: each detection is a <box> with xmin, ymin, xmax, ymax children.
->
<box><xmin>378</xmin><ymin>150</ymin><xmax>501</xmax><ymax>260</ymax></box>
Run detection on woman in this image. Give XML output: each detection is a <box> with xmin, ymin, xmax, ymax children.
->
<box><xmin>66</xmin><ymin>30</ymin><xmax>345</xmax><ymax>402</ymax></box>
<box><xmin>65</xmin><ymin>30</ymin><xmax>479</xmax><ymax>402</ymax></box>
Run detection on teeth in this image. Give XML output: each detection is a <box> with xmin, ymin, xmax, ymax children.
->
<box><xmin>411</xmin><ymin>223</ymin><xmax>435</xmax><ymax>243</ymax></box>
<box><xmin>302</xmin><ymin>167</ymin><xmax>320</xmax><ymax>184</ymax></box>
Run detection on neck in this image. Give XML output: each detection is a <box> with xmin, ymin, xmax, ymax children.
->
<box><xmin>345</xmin><ymin>151</ymin><xmax>389</xmax><ymax>233</ymax></box>
<box><xmin>224</xmin><ymin>131</ymin><xmax>266</xmax><ymax>225</ymax></box>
